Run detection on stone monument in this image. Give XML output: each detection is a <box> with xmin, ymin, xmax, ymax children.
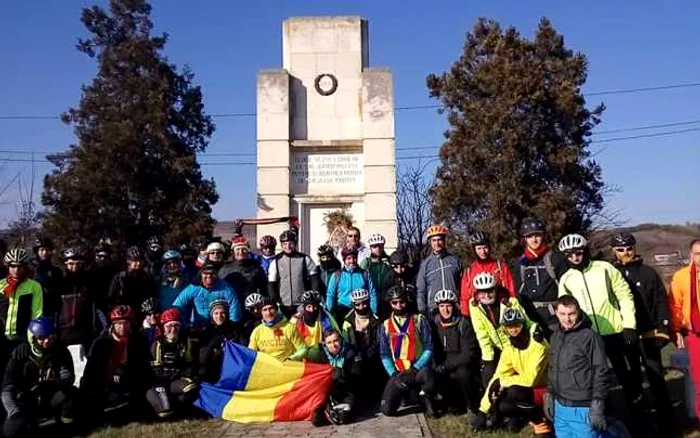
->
<box><xmin>256</xmin><ymin>16</ymin><xmax>397</xmax><ymax>256</ymax></box>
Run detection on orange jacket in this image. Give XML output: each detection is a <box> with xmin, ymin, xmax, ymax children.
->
<box><xmin>669</xmin><ymin>265</ymin><xmax>700</xmax><ymax>333</ymax></box>
<box><xmin>460</xmin><ymin>259</ymin><xmax>516</xmax><ymax>316</ymax></box>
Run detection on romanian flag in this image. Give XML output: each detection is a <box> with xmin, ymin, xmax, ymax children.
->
<box><xmin>195</xmin><ymin>341</ymin><xmax>333</xmax><ymax>423</ymax></box>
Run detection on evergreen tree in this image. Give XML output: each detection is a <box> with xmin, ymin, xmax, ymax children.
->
<box><xmin>426</xmin><ymin>18</ymin><xmax>605</xmax><ymax>258</ymax></box>
<box><xmin>42</xmin><ymin>0</ymin><xmax>218</xmax><ymax>248</ymax></box>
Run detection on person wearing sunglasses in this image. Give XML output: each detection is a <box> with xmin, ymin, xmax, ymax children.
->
<box><xmin>612</xmin><ymin>232</ymin><xmax>673</xmax><ymax>432</ymax></box>
<box><xmin>335</xmin><ymin>227</ymin><xmax>370</xmax><ymax>267</ymax></box>
<box><xmin>557</xmin><ymin>233</ymin><xmax>644</xmax><ymax>426</ymax></box>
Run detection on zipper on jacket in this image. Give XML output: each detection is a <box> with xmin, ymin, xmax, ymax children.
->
<box><xmin>579</xmin><ymin>270</ymin><xmax>601</xmax><ymax>334</ymax></box>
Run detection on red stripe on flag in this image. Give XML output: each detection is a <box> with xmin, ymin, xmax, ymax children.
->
<box><xmin>272</xmin><ymin>362</ymin><xmax>333</xmax><ymax>421</ymax></box>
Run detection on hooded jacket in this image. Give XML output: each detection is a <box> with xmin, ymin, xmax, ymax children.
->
<box><xmin>613</xmin><ymin>256</ymin><xmax>670</xmax><ymax>337</ymax></box>
<box><xmin>360</xmin><ymin>255</ymin><xmax>394</xmax><ymax>298</ymax></box>
<box><xmin>0</xmin><ymin>277</ymin><xmax>43</xmax><ymax>341</ymax></box>
<box><xmin>416</xmin><ymin>251</ymin><xmax>462</xmax><ymax>314</ymax></box>
<box><xmin>558</xmin><ymin>260</ymin><xmax>636</xmax><ymax>336</ymax></box>
<box><xmin>469</xmin><ymin>296</ymin><xmax>529</xmax><ymax>362</ymax></box>
<box><xmin>326</xmin><ymin>266</ymin><xmax>378</xmax><ymax>315</ymax></box>
<box><xmin>548</xmin><ymin>314</ymin><xmax>612</xmax><ymax>406</ymax></box>
<box><xmin>460</xmin><ymin>258</ymin><xmax>516</xmax><ymax>316</ymax></box>
<box><xmin>431</xmin><ymin>314</ymin><xmax>480</xmax><ymax>372</ymax></box>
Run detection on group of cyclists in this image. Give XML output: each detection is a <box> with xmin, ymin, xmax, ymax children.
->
<box><xmin>0</xmin><ymin>217</ymin><xmax>689</xmax><ymax>437</ymax></box>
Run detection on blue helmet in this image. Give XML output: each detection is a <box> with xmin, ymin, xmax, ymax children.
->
<box><xmin>162</xmin><ymin>249</ymin><xmax>182</xmax><ymax>261</ymax></box>
<box><xmin>28</xmin><ymin>317</ymin><xmax>55</xmax><ymax>337</ymax></box>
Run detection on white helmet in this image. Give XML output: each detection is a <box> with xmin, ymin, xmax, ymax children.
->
<box><xmin>434</xmin><ymin>289</ymin><xmax>457</xmax><ymax>304</ymax></box>
<box><xmin>244</xmin><ymin>293</ymin><xmax>265</xmax><ymax>309</ymax></box>
<box><xmin>206</xmin><ymin>242</ymin><xmax>225</xmax><ymax>253</ymax></box>
<box><xmin>351</xmin><ymin>288</ymin><xmax>370</xmax><ymax>304</ymax></box>
<box><xmin>558</xmin><ymin>234</ymin><xmax>588</xmax><ymax>253</ymax></box>
<box><xmin>367</xmin><ymin>233</ymin><xmax>385</xmax><ymax>246</ymax></box>
<box><xmin>473</xmin><ymin>272</ymin><xmax>497</xmax><ymax>291</ymax></box>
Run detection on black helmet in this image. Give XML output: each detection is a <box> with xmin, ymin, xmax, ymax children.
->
<box><xmin>470</xmin><ymin>232</ymin><xmax>490</xmax><ymax>246</ymax></box>
<box><xmin>126</xmin><ymin>246</ymin><xmax>145</xmax><ymax>261</ymax></box>
<box><xmin>300</xmin><ymin>290</ymin><xmax>321</xmax><ymax>306</ymax></box>
<box><xmin>520</xmin><ymin>218</ymin><xmax>545</xmax><ymax>237</ymax></box>
<box><xmin>93</xmin><ymin>243</ymin><xmax>112</xmax><ymax>255</ymax></box>
<box><xmin>612</xmin><ymin>232</ymin><xmax>636</xmax><ymax>248</ymax></box>
<box><xmin>386</xmin><ymin>285</ymin><xmax>408</xmax><ymax>302</ymax></box>
<box><xmin>502</xmin><ymin>308</ymin><xmax>526</xmax><ymax>326</ymax></box>
<box><xmin>179</xmin><ymin>244</ymin><xmax>197</xmax><ymax>257</ymax></box>
<box><xmin>317</xmin><ymin>244</ymin><xmax>335</xmax><ymax>257</ymax></box>
<box><xmin>33</xmin><ymin>235</ymin><xmax>54</xmax><ymax>252</ymax></box>
<box><xmin>389</xmin><ymin>250</ymin><xmax>409</xmax><ymax>266</ymax></box>
<box><xmin>63</xmin><ymin>246</ymin><xmax>87</xmax><ymax>261</ymax></box>
<box><xmin>279</xmin><ymin>229</ymin><xmax>297</xmax><ymax>243</ymax></box>
<box><xmin>147</xmin><ymin>236</ymin><xmax>163</xmax><ymax>246</ymax></box>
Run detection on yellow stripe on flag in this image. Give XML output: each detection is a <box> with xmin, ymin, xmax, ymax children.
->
<box><xmin>245</xmin><ymin>351</ymin><xmax>304</xmax><ymax>390</ymax></box>
<box><xmin>222</xmin><ymin>382</ymin><xmax>297</xmax><ymax>423</ymax></box>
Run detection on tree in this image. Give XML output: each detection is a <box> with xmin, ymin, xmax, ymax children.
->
<box><xmin>427</xmin><ymin>18</ymin><xmax>605</xmax><ymax>259</ymax></box>
<box><xmin>396</xmin><ymin>163</ymin><xmax>433</xmax><ymax>260</ymax></box>
<box><xmin>42</xmin><ymin>0</ymin><xmax>218</xmax><ymax>249</ymax></box>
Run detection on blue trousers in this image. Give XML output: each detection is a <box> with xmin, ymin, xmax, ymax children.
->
<box><xmin>554</xmin><ymin>400</ymin><xmax>604</xmax><ymax>438</ymax></box>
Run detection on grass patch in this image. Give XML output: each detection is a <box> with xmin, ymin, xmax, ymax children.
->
<box><xmin>428</xmin><ymin>415</ymin><xmax>532</xmax><ymax>437</ymax></box>
<box><xmin>86</xmin><ymin>418</ymin><xmax>220</xmax><ymax>438</ymax></box>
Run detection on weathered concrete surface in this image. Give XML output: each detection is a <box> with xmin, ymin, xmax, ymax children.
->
<box><xmin>215</xmin><ymin>412</ymin><xmax>431</xmax><ymax>438</ymax></box>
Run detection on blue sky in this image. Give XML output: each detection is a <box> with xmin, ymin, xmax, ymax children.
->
<box><xmin>1</xmin><ymin>1</ymin><xmax>699</xmax><ymax>226</ymax></box>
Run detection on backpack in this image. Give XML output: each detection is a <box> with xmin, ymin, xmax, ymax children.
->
<box><xmin>333</xmin><ymin>268</ymin><xmax>370</xmax><ymax>294</ymax></box>
<box><xmin>519</xmin><ymin>251</ymin><xmax>558</xmax><ymax>287</ymax></box>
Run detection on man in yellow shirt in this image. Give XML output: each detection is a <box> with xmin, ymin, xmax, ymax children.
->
<box><xmin>289</xmin><ymin>290</ymin><xmax>339</xmax><ymax>347</ymax></box>
<box><xmin>248</xmin><ymin>297</ymin><xmax>305</xmax><ymax>362</ymax></box>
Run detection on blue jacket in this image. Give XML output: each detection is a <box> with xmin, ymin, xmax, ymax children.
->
<box><xmin>325</xmin><ymin>267</ymin><xmax>377</xmax><ymax>315</ymax></box>
<box><xmin>173</xmin><ymin>278</ymin><xmax>241</xmax><ymax>327</ymax></box>
<box><xmin>158</xmin><ymin>274</ymin><xmax>191</xmax><ymax>312</ymax></box>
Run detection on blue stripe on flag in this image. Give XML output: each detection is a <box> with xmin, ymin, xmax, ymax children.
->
<box><xmin>217</xmin><ymin>341</ymin><xmax>257</xmax><ymax>390</ymax></box>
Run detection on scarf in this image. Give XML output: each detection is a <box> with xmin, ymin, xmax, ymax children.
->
<box><xmin>3</xmin><ymin>275</ymin><xmax>26</xmax><ymax>297</ymax></box>
<box><xmin>297</xmin><ymin>309</ymin><xmax>334</xmax><ymax>338</ymax></box>
<box><xmin>107</xmin><ymin>330</ymin><xmax>129</xmax><ymax>381</ymax></box>
<box><xmin>303</xmin><ymin>309</ymin><xmax>319</xmax><ymax>326</ymax></box>
<box><xmin>263</xmin><ymin>313</ymin><xmax>284</xmax><ymax>328</ymax></box>
<box><xmin>386</xmin><ymin>314</ymin><xmax>419</xmax><ymax>371</ymax></box>
<box><xmin>354</xmin><ymin>312</ymin><xmax>371</xmax><ymax>332</ymax></box>
<box><xmin>523</xmin><ymin>245</ymin><xmax>550</xmax><ymax>262</ymax></box>
<box><xmin>509</xmin><ymin>327</ymin><xmax>531</xmax><ymax>350</ymax></box>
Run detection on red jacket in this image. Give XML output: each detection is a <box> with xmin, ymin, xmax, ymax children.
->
<box><xmin>460</xmin><ymin>259</ymin><xmax>516</xmax><ymax>316</ymax></box>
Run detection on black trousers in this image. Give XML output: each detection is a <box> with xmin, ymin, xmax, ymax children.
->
<box><xmin>437</xmin><ymin>364</ymin><xmax>482</xmax><ymax>412</ymax></box>
<box><xmin>602</xmin><ymin>333</ymin><xmax>644</xmax><ymax>407</ymax></box>
<box><xmin>495</xmin><ymin>385</ymin><xmax>545</xmax><ymax>424</ymax></box>
<box><xmin>639</xmin><ymin>338</ymin><xmax>673</xmax><ymax>424</ymax></box>
<box><xmin>380</xmin><ymin>367</ymin><xmax>435</xmax><ymax>416</ymax></box>
<box><xmin>3</xmin><ymin>385</ymin><xmax>76</xmax><ymax>438</ymax></box>
<box><xmin>146</xmin><ymin>378</ymin><xmax>198</xmax><ymax>416</ymax></box>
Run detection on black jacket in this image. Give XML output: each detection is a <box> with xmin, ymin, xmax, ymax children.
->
<box><xmin>343</xmin><ymin>310</ymin><xmax>381</xmax><ymax>360</ymax></box>
<box><xmin>511</xmin><ymin>249</ymin><xmax>568</xmax><ymax>302</ymax></box>
<box><xmin>219</xmin><ymin>259</ymin><xmax>267</xmax><ymax>301</ymax></box>
<box><xmin>56</xmin><ymin>271</ymin><xmax>105</xmax><ymax>347</ymax></box>
<box><xmin>431</xmin><ymin>315</ymin><xmax>480</xmax><ymax>371</ymax></box>
<box><xmin>614</xmin><ymin>256</ymin><xmax>670</xmax><ymax>335</ymax></box>
<box><xmin>150</xmin><ymin>335</ymin><xmax>196</xmax><ymax>384</ymax></box>
<box><xmin>308</xmin><ymin>343</ymin><xmax>360</xmax><ymax>397</ymax></box>
<box><xmin>198</xmin><ymin>321</ymin><xmax>246</xmax><ymax>383</ymax></box>
<box><xmin>108</xmin><ymin>270</ymin><xmax>157</xmax><ymax>319</ymax></box>
<box><xmin>33</xmin><ymin>261</ymin><xmax>63</xmax><ymax>314</ymax></box>
<box><xmin>88</xmin><ymin>263</ymin><xmax>119</xmax><ymax>313</ymax></box>
<box><xmin>548</xmin><ymin>315</ymin><xmax>612</xmax><ymax>406</ymax></box>
<box><xmin>318</xmin><ymin>258</ymin><xmax>342</xmax><ymax>299</ymax></box>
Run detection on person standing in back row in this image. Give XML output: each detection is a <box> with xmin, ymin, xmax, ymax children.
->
<box><xmin>417</xmin><ymin>225</ymin><xmax>461</xmax><ymax>318</ymax></box>
<box><xmin>511</xmin><ymin>218</ymin><xmax>567</xmax><ymax>331</ymax></box>
<box><xmin>267</xmin><ymin>229</ymin><xmax>320</xmax><ymax>318</ymax></box>
<box><xmin>335</xmin><ymin>227</ymin><xmax>370</xmax><ymax>267</ymax></box>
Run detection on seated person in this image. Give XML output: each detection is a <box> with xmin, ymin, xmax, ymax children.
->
<box><xmin>471</xmin><ymin>308</ymin><xmax>552</xmax><ymax>438</ymax></box>
<box><xmin>199</xmin><ymin>300</ymin><xmax>245</xmax><ymax>383</ymax></box>
<box><xmin>290</xmin><ymin>290</ymin><xmax>339</xmax><ymax>347</ymax></box>
<box><xmin>306</xmin><ymin>329</ymin><xmax>360</xmax><ymax>426</ymax></box>
<box><xmin>2</xmin><ymin>317</ymin><xmax>77</xmax><ymax>438</ymax></box>
<box><xmin>340</xmin><ymin>288</ymin><xmax>384</xmax><ymax>396</ymax></box>
<box><xmin>431</xmin><ymin>289</ymin><xmax>481</xmax><ymax>416</ymax></box>
<box><xmin>248</xmin><ymin>298</ymin><xmax>306</xmax><ymax>362</ymax></box>
<box><xmin>80</xmin><ymin>305</ymin><xmax>151</xmax><ymax>422</ymax></box>
<box><xmin>146</xmin><ymin>308</ymin><xmax>199</xmax><ymax>419</ymax></box>
<box><xmin>242</xmin><ymin>293</ymin><xmax>265</xmax><ymax>341</ymax></box>
<box><xmin>378</xmin><ymin>285</ymin><xmax>437</xmax><ymax>418</ymax></box>
<box><xmin>469</xmin><ymin>272</ymin><xmax>529</xmax><ymax>384</ymax></box>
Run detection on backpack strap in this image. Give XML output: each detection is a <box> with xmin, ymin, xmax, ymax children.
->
<box><xmin>543</xmin><ymin>251</ymin><xmax>559</xmax><ymax>285</ymax></box>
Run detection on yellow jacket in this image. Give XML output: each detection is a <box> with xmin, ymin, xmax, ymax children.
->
<box><xmin>479</xmin><ymin>324</ymin><xmax>549</xmax><ymax>413</ymax></box>
<box><xmin>248</xmin><ymin>317</ymin><xmax>306</xmax><ymax>362</ymax></box>
<box><xmin>0</xmin><ymin>277</ymin><xmax>43</xmax><ymax>340</ymax></box>
<box><xmin>469</xmin><ymin>297</ymin><xmax>529</xmax><ymax>361</ymax></box>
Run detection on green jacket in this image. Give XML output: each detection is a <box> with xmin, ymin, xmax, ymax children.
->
<box><xmin>558</xmin><ymin>260</ymin><xmax>636</xmax><ymax>336</ymax></box>
<box><xmin>360</xmin><ymin>256</ymin><xmax>393</xmax><ymax>297</ymax></box>
<box><xmin>0</xmin><ymin>277</ymin><xmax>43</xmax><ymax>341</ymax></box>
<box><xmin>469</xmin><ymin>297</ymin><xmax>529</xmax><ymax>362</ymax></box>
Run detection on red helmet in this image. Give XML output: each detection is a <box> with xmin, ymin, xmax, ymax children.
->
<box><xmin>160</xmin><ymin>308</ymin><xmax>181</xmax><ymax>325</ymax></box>
<box><xmin>110</xmin><ymin>305</ymin><xmax>135</xmax><ymax>322</ymax></box>
<box><xmin>231</xmin><ymin>236</ymin><xmax>250</xmax><ymax>251</ymax></box>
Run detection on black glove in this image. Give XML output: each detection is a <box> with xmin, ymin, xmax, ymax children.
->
<box><xmin>434</xmin><ymin>364</ymin><xmax>447</xmax><ymax>374</ymax></box>
<box><xmin>622</xmin><ymin>328</ymin><xmax>638</xmax><ymax>346</ymax></box>
<box><xmin>543</xmin><ymin>391</ymin><xmax>554</xmax><ymax>422</ymax></box>
<box><xmin>589</xmin><ymin>399</ymin><xmax>607</xmax><ymax>431</ymax></box>
<box><xmin>398</xmin><ymin>368</ymin><xmax>416</xmax><ymax>387</ymax></box>
<box><xmin>482</xmin><ymin>360</ymin><xmax>497</xmax><ymax>381</ymax></box>
<box><xmin>469</xmin><ymin>411</ymin><xmax>488</xmax><ymax>431</ymax></box>
<box><xmin>331</xmin><ymin>368</ymin><xmax>343</xmax><ymax>381</ymax></box>
<box><xmin>488</xmin><ymin>378</ymin><xmax>501</xmax><ymax>401</ymax></box>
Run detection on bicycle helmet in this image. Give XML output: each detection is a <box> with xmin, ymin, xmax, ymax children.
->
<box><xmin>502</xmin><ymin>308</ymin><xmax>526</xmax><ymax>326</ymax></box>
<box><xmin>259</xmin><ymin>235</ymin><xmax>277</xmax><ymax>249</ymax></box>
<box><xmin>473</xmin><ymin>272</ymin><xmax>497</xmax><ymax>290</ymax></box>
<box><xmin>206</xmin><ymin>242</ymin><xmax>225</xmax><ymax>253</ymax></box>
<box><xmin>33</xmin><ymin>235</ymin><xmax>54</xmax><ymax>252</ymax></box>
<box><xmin>300</xmin><ymin>290</ymin><xmax>322</xmax><ymax>306</ymax></box>
<box><xmin>141</xmin><ymin>298</ymin><xmax>156</xmax><ymax>315</ymax></box>
<box><xmin>147</xmin><ymin>236</ymin><xmax>163</xmax><ymax>247</ymax></box>
<box><xmin>386</xmin><ymin>285</ymin><xmax>408</xmax><ymax>301</ymax></box>
<box><xmin>351</xmin><ymin>288</ymin><xmax>370</xmax><ymax>304</ymax></box>
<box><xmin>231</xmin><ymin>237</ymin><xmax>250</xmax><ymax>251</ymax></box>
<box><xmin>63</xmin><ymin>246</ymin><xmax>88</xmax><ymax>261</ymax></box>
<box><xmin>469</xmin><ymin>232</ymin><xmax>490</xmax><ymax>246</ymax></box>
<box><xmin>520</xmin><ymin>218</ymin><xmax>546</xmax><ymax>237</ymax></box>
<box><xmin>209</xmin><ymin>299</ymin><xmax>230</xmax><ymax>315</ymax></box>
<box><xmin>389</xmin><ymin>250</ymin><xmax>409</xmax><ymax>266</ymax></box>
<box><xmin>110</xmin><ymin>305</ymin><xmax>135</xmax><ymax>322</ymax></box>
<box><xmin>94</xmin><ymin>243</ymin><xmax>112</xmax><ymax>255</ymax></box>
<box><xmin>160</xmin><ymin>308</ymin><xmax>181</xmax><ymax>325</ymax></box>
<box><xmin>426</xmin><ymin>225</ymin><xmax>448</xmax><ymax>239</ymax></box>
<box><xmin>340</xmin><ymin>245</ymin><xmax>359</xmax><ymax>259</ymax></box>
<box><xmin>200</xmin><ymin>261</ymin><xmax>219</xmax><ymax>274</ymax></box>
<box><xmin>317</xmin><ymin>244</ymin><xmax>335</xmax><ymax>257</ymax></box>
<box><xmin>29</xmin><ymin>317</ymin><xmax>56</xmax><ymax>337</ymax></box>
<box><xmin>126</xmin><ymin>246</ymin><xmax>145</xmax><ymax>261</ymax></box>
<box><xmin>244</xmin><ymin>293</ymin><xmax>265</xmax><ymax>309</ymax></box>
<box><xmin>558</xmin><ymin>234</ymin><xmax>588</xmax><ymax>253</ymax></box>
<box><xmin>279</xmin><ymin>229</ymin><xmax>298</xmax><ymax>243</ymax></box>
<box><xmin>367</xmin><ymin>234</ymin><xmax>386</xmax><ymax>246</ymax></box>
<box><xmin>612</xmin><ymin>232</ymin><xmax>636</xmax><ymax>248</ymax></box>
<box><xmin>162</xmin><ymin>249</ymin><xmax>182</xmax><ymax>261</ymax></box>
<box><xmin>434</xmin><ymin>289</ymin><xmax>458</xmax><ymax>304</ymax></box>
<box><xmin>4</xmin><ymin>248</ymin><xmax>30</xmax><ymax>265</ymax></box>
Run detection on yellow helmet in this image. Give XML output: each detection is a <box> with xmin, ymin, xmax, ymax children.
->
<box><xmin>426</xmin><ymin>225</ymin><xmax>449</xmax><ymax>239</ymax></box>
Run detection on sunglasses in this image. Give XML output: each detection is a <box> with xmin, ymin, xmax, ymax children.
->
<box><xmin>390</xmin><ymin>300</ymin><xmax>406</xmax><ymax>305</ymax></box>
<box><xmin>348</xmin><ymin>234</ymin><xmax>360</xmax><ymax>238</ymax></box>
<box><xmin>614</xmin><ymin>247</ymin><xmax>634</xmax><ymax>253</ymax></box>
<box><xmin>566</xmin><ymin>251</ymin><xmax>585</xmax><ymax>258</ymax></box>
<box><xmin>8</xmin><ymin>264</ymin><xmax>22</xmax><ymax>269</ymax></box>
